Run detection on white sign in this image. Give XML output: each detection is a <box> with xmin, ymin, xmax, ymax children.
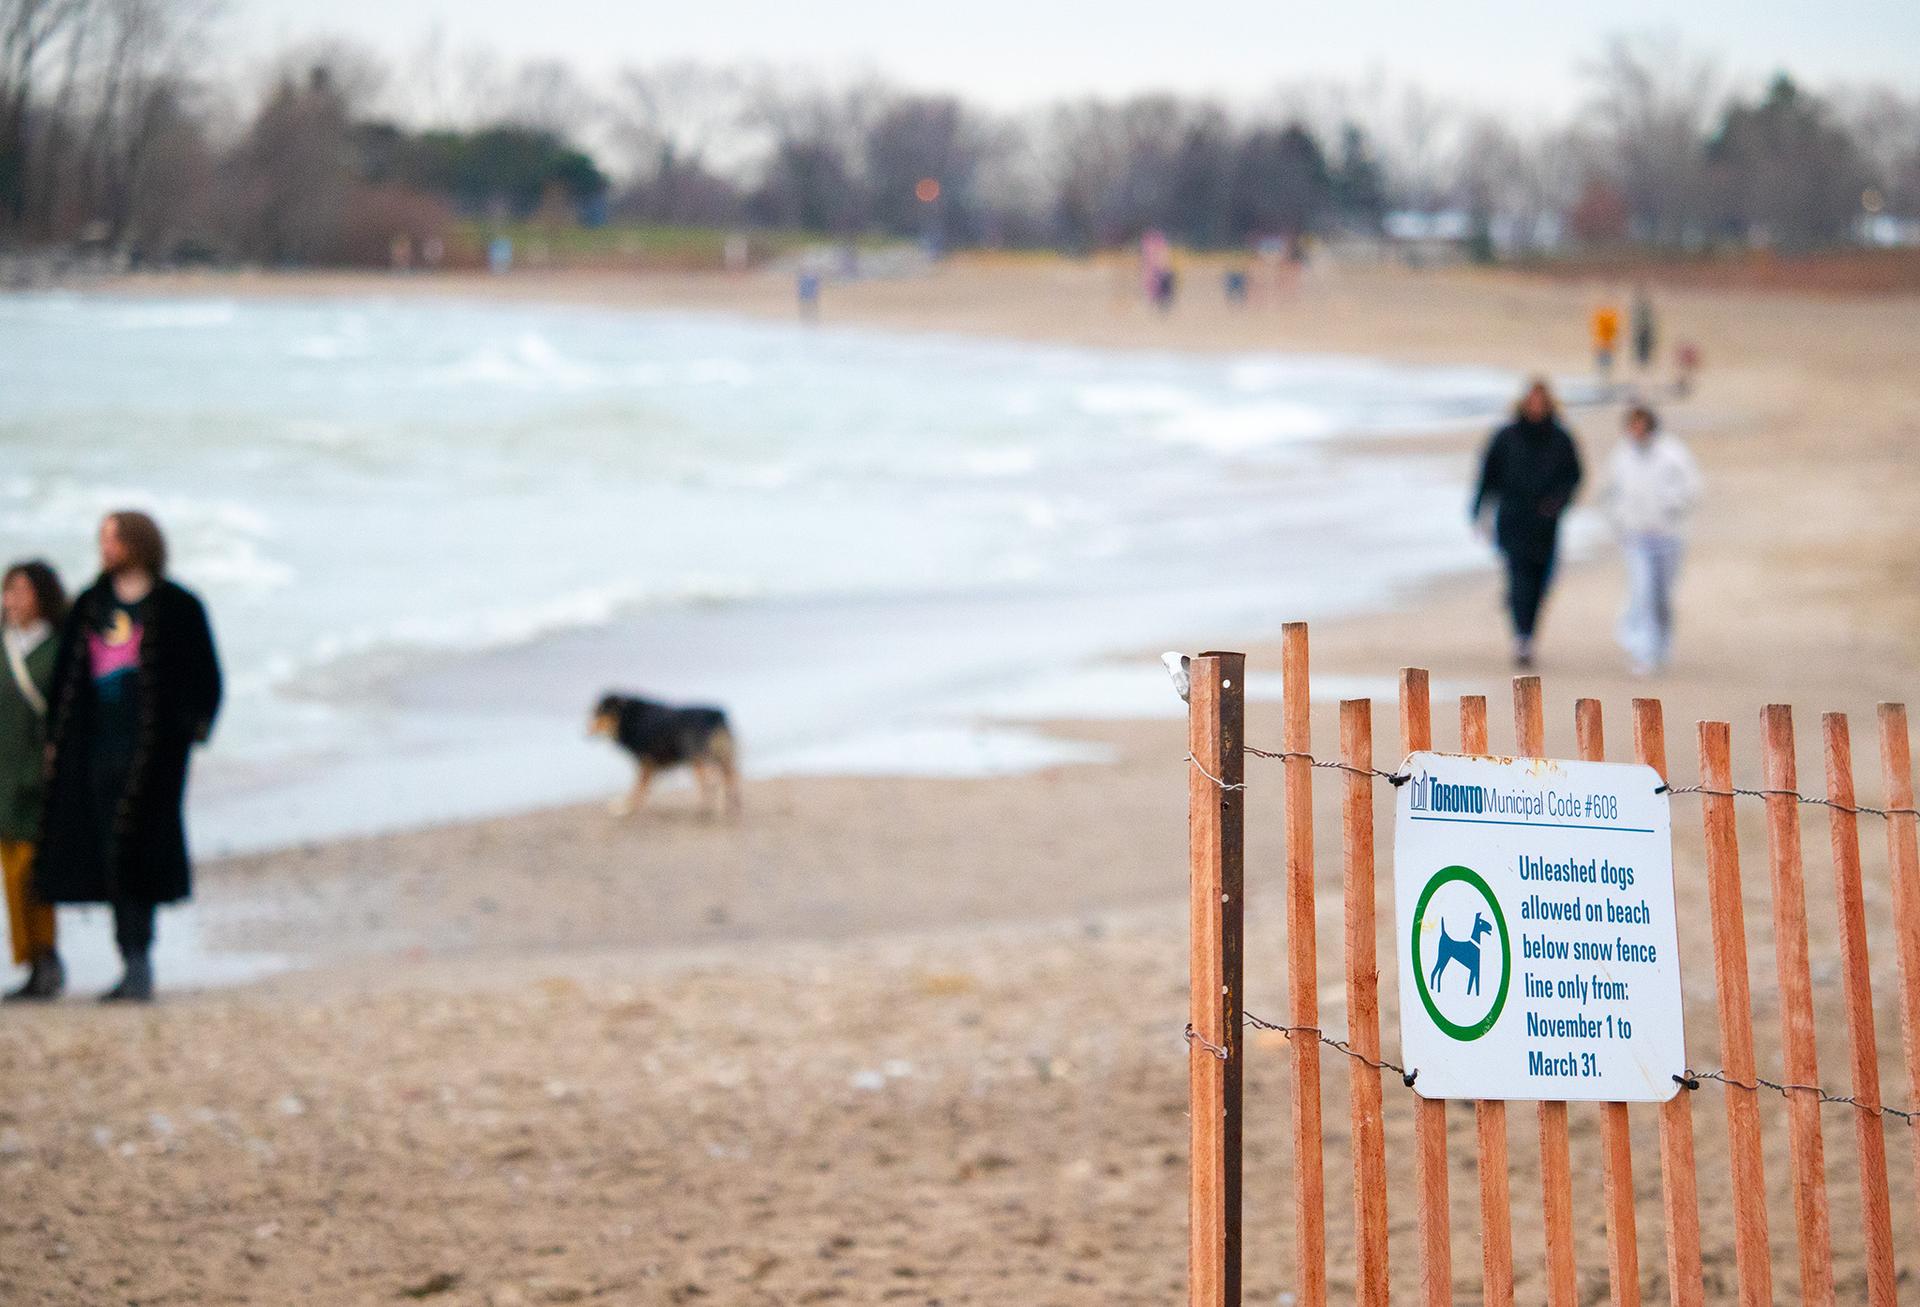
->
<box><xmin>1393</xmin><ymin>751</ymin><xmax>1685</xmax><ymax>1102</ymax></box>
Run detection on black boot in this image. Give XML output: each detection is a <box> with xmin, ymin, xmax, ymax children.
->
<box><xmin>35</xmin><ymin>952</ymin><xmax>64</xmax><ymax>998</ymax></box>
<box><xmin>100</xmin><ymin>953</ymin><xmax>153</xmax><ymax>1003</ymax></box>
<box><xmin>3</xmin><ymin>953</ymin><xmax>63</xmax><ymax>1002</ymax></box>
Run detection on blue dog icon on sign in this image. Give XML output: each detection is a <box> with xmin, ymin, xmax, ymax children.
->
<box><xmin>1429</xmin><ymin>913</ymin><xmax>1494</xmax><ymax>996</ymax></box>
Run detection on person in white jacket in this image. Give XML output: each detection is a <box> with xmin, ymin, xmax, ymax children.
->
<box><xmin>1604</xmin><ymin>404</ymin><xmax>1701</xmax><ymax>675</ymax></box>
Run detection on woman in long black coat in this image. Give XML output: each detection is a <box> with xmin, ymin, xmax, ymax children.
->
<box><xmin>35</xmin><ymin>511</ymin><xmax>221</xmax><ymax>1001</ymax></box>
<box><xmin>1471</xmin><ymin>379</ymin><xmax>1583</xmax><ymax>668</ymax></box>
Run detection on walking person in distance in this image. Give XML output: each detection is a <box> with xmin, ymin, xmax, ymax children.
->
<box><xmin>2</xmin><ymin>560</ymin><xmax>67</xmax><ymax>1001</ymax></box>
<box><xmin>1472</xmin><ymin>379</ymin><xmax>1583</xmax><ymax>669</ymax></box>
<box><xmin>1604</xmin><ymin>404</ymin><xmax>1701</xmax><ymax>676</ymax></box>
<box><xmin>1630</xmin><ymin>286</ymin><xmax>1658</xmax><ymax>373</ymax></box>
<box><xmin>1590</xmin><ymin>303</ymin><xmax>1621</xmax><ymax>387</ymax></box>
<box><xmin>35</xmin><ymin>512</ymin><xmax>222</xmax><ymax>1002</ymax></box>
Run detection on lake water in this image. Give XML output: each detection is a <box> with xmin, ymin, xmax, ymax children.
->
<box><xmin>0</xmin><ymin>290</ymin><xmax>1532</xmax><ymax>854</ymax></box>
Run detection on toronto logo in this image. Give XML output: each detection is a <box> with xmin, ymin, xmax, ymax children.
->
<box><xmin>1407</xmin><ymin>773</ymin><xmax>1490</xmax><ymax>814</ymax></box>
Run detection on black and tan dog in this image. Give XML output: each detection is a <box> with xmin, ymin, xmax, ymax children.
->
<box><xmin>589</xmin><ymin>693</ymin><xmax>741</xmax><ymax>816</ymax></box>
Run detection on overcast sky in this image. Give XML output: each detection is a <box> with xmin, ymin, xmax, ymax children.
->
<box><xmin>230</xmin><ymin>0</ymin><xmax>1920</xmax><ymax>119</ymax></box>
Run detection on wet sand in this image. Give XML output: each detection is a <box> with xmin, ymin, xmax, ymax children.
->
<box><xmin>3</xmin><ymin>260</ymin><xmax>1918</xmax><ymax>1303</ymax></box>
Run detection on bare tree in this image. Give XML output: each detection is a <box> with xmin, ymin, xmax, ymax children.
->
<box><xmin>497</xmin><ymin>58</ymin><xmax>601</xmax><ymax>139</ymax></box>
<box><xmin>1043</xmin><ymin>99</ymin><xmax>1126</xmax><ymax>247</ymax></box>
<box><xmin>1043</xmin><ymin>96</ymin><xmax>1196</xmax><ymax>245</ymax></box>
<box><xmin>1446</xmin><ymin>115</ymin><xmax>1586</xmax><ymax>254</ymax></box>
<box><xmin>0</xmin><ymin>0</ymin><xmax>87</xmax><ymax>227</ymax></box>
<box><xmin>66</xmin><ymin>0</ymin><xmax>220</xmax><ymax>244</ymax></box>
<box><xmin>611</xmin><ymin>61</ymin><xmax>749</xmax><ymax>220</ymax></box>
<box><xmin>400</xmin><ymin>26</ymin><xmax>509</xmax><ymax>129</ymax></box>
<box><xmin>968</xmin><ymin>107</ymin><xmax>1047</xmax><ymax>245</ymax></box>
<box><xmin>1582</xmin><ymin>31</ymin><xmax>1719</xmax><ymax>247</ymax></box>
<box><xmin>223</xmin><ymin>63</ymin><xmax>355</xmax><ymax>262</ymax></box>
<box><xmin>1385</xmin><ymin>84</ymin><xmax>1464</xmax><ymax>213</ymax></box>
<box><xmin>743</xmin><ymin>71</ymin><xmax>882</xmax><ymax>233</ymax></box>
<box><xmin>862</xmin><ymin>94</ymin><xmax>998</xmax><ymax>242</ymax></box>
<box><xmin>1833</xmin><ymin>85</ymin><xmax>1920</xmax><ymax>219</ymax></box>
<box><xmin>264</xmin><ymin>35</ymin><xmax>390</xmax><ymax>120</ymax></box>
<box><xmin>1452</xmin><ymin>115</ymin><xmax>1526</xmax><ymax>252</ymax></box>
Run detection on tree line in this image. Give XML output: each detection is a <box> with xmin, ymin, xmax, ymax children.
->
<box><xmin>3</xmin><ymin>6</ymin><xmax>1916</xmax><ymax>265</ymax></box>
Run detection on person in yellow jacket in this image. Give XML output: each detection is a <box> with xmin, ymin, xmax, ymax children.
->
<box><xmin>2</xmin><ymin>560</ymin><xmax>66</xmax><ymax>1001</ymax></box>
<box><xmin>1591</xmin><ymin>303</ymin><xmax>1622</xmax><ymax>384</ymax></box>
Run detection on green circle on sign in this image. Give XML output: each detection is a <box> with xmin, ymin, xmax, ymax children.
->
<box><xmin>1410</xmin><ymin>864</ymin><xmax>1511</xmax><ymax>1042</ymax></box>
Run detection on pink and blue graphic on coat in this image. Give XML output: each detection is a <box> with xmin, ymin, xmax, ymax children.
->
<box><xmin>88</xmin><ymin>611</ymin><xmax>145</xmax><ymax>700</ymax></box>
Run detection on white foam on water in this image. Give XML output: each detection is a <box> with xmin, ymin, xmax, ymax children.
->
<box><xmin>104</xmin><ymin>301</ymin><xmax>239</xmax><ymax>330</ymax></box>
<box><xmin>1153</xmin><ymin>399</ymin><xmax>1338</xmax><ymax>451</ymax></box>
<box><xmin>958</xmin><ymin>447</ymin><xmax>1040</xmax><ymax>478</ymax></box>
<box><xmin>230</xmin><ymin>576</ymin><xmax>770</xmax><ymax>704</ymax></box>
<box><xmin>1073</xmin><ymin>380</ymin><xmax>1200</xmax><ymax>416</ymax></box>
<box><xmin>684</xmin><ymin>356</ymin><xmax>755</xmax><ymax>386</ymax></box>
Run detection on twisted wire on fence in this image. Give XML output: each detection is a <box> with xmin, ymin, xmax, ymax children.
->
<box><xmin>1656</xmin><ymin>781</ymin><xmax>1920</xmax><ymax>820</ymax></box>
<box><xmin>1678</xmin><ymin>1068</ymin><xmax>1920</xmax><ymax>1124</ymax></box>
<box><xmin>1243</xmin><ymin>746</ymin><xmax>1413</xmax><ymax>788</ymax></box>
<box><xmin>1182</xmin><ymin>744</ymin><xmax>1920</xmax><ymax>1127</ymax></box>
<box><xmin>1188</xmin><ymin>744</ymin><xmax>1920</xmax><ymax>819</ymax></box>
<box><xmin>1183</xmin><ymin>1015</ymin><xmax>1920</xmax><ymax>1126</ymax></box>
<box><xmin>1184</xmin><ymin>749</ymin><xmax>1410</xmax><ymax>795</ymax></box>
<box><xmin>1183</xmin><ymin>1017</ymin><xmax>1411</xmax><ymax>1085</ymax></box>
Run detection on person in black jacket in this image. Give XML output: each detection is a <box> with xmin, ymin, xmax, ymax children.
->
<box><xmin>35</xmin><ymin>511</ymin><xmax>222</xmax><ymax>1001</ymax></box>
<box><xmin>1471</xmin><ymin>380</ymin><xmax>1583</xmax><ymax>668</ymax></box>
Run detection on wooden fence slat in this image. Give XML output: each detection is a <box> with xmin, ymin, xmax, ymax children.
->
<box><xmin>1877</xmin><ymin>704</ymin><xmax>1920</xmax><ymax>1214</ymax></box>
<box><xmin>1342</xmin><ymin>698</ymin><xmax>1390</xmax><ymax>1307</ymax></box>
<box><xmin>1819</xmin><ymin>713</ymin><xmax>1897</xmax><ymax>1307</ymax></box>
<box><xmin>1758</xmin><ymin>705</ymin><xmax>1835</xmax><ymax>1307</ymax></box>
<box><xmin>1631</xmin><ymin>698</ymin><xmax>1705</xmax><ymax>1307</ymax></box>
<box><xmin>1515</xmin><ymin>676</ymin><xmax>1578</xmax><ymax>1307</ymax></box>
<box><xmin>1399</xmin><ymin>668</ymin><xmax>1453</xmax><ymax>1307</ymax></box>
<box><xmin>1188</xmin><ymin>653</ymin><xmax>1245</xmax><ymax>1307</ymax></box>
<box><xmin>1697</xmin><ymin>720</ymin><xmax>1773</xmax><ymax>1307</ymax></box>
<box><xmin>1460</xmin><ymin>695</ymin><xmax>1514</xmax><ymax>1307</ymax></box>
<box><xmin>1577</xmin><ymin>698</ymin><xmax>1641</xmax><ymax>1307</ymax></box>
<box><xmin>1281</xmin><ymin>624</ymin><xmax>1326</xmax><ymax>1307</ymax></box>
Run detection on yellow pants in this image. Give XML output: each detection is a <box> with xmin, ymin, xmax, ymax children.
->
<box><xmin>2</xmin><ymin>840</ymin><xmax>56</xmax><ymax>965</ymax></box>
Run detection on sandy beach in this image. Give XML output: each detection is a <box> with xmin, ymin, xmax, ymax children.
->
<box><xmin>4</xmin><ymin>258</ymin><xmax>1919</xmax><ymax>1304</ymax></box>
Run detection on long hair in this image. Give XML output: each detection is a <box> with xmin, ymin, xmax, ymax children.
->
<box><xmin>3</xmin><ymin>559</ymin><xmax>69</xmax><ymax>627</ymax></box>
<box><xmin>1514</xmin><ymin>377</ymin><xmax>1559</xmax><ymax>422</ymax></box>
<box><xmin>105</xmin><ymin>510</ymin><xmax>168</xmax><ymax>576</ymax></box>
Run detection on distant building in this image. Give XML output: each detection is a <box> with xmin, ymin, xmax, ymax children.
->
<box><xmin>1383</xmin><ymin>209</ymin><xmax>1474</xmax><ymax>244</ymax></box>
<box><xmin>1859</xmin><ymin>214</ymin><xmax>1920</xmax><ymax>248</ymax></box>
<box><xmin>1369</xmin><ymin>209</ymin><xmax>1473</xmax><ymax>266</ymax></box>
